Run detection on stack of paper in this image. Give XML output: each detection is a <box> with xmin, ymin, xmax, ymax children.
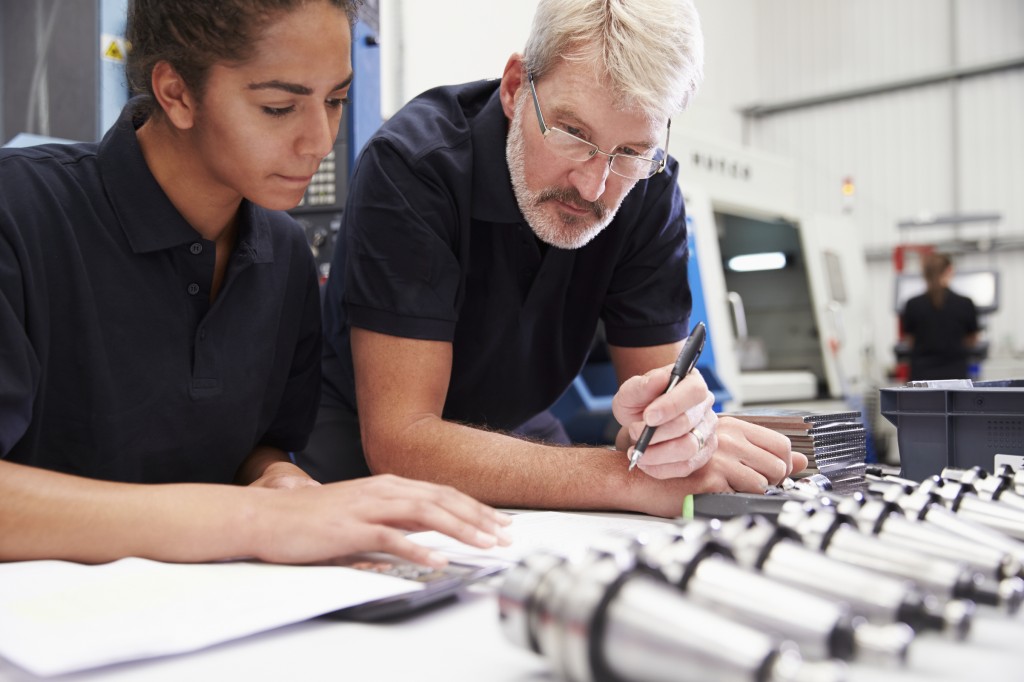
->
<box><xmin>0</xmin><ymin>558</ymin><xmax>424</xmax><ymax>677</ymax></box>
<box><xmin>725</xmin><ymin>408</ymin><xmax>868</xmax><ymax>494</ymax></box>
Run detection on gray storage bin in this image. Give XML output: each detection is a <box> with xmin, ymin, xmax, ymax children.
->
<box><xmin>880</xmin><ymin>380</ymin><xmax>1024</xmax><ymax>481</ymax></box>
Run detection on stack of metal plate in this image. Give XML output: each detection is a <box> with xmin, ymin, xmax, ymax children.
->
<box><xmin>724</xmin><ymin>409</ymin><xmax>868</xmax><ymax>494</ymax></box>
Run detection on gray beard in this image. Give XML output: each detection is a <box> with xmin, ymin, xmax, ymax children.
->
<box><xmin>505</xmin><ymin>99</ymin><xmax>618</xmax><ymax>250</ymax></box>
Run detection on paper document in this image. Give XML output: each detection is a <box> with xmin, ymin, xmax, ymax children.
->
<box><xmin>410</xmin><ymin>511</ymin><xmax>680</xmax><ymax>566</ymax></box>
<box><xmin>0</xmin><ymin>558</ymin><xmax>422</xmax><ymax>677</ymax></box>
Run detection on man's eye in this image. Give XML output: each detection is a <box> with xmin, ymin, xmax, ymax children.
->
<box><xmin>618</xmin><ymin>147</ymin><xmax>642</xmax><ymax>158</ymax></box>
<box><xmin>563</xmin><ymin>125</ymin><xmax>585</xmax><ymax>138</ymax></box>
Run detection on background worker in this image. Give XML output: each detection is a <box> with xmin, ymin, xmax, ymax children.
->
<box><xmin>901</xmin><ymin>252</ymin><xmax>981</xmax><ymax>381</ymax></box>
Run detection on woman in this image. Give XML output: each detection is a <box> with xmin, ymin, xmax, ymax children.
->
<box><xmin>0</xmin><ymin>0</ymin><xmax>509</xmax><ymax>565</ymax></box>
<box><xmin>901</xmin><ymin>252</ymin><xmax>980</xmax><ymax>381</ymax></box>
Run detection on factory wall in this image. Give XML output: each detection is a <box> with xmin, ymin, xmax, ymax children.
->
<box><xmin>742</xmin><ymin>0</ymin><xmax>1024</xmax><ymax>383</ymax></box>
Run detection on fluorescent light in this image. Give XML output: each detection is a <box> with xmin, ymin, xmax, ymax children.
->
<box><xmin>727</xmin><ymin>252</ymin><xmax>787</xmax><ymax>272</ymax></box>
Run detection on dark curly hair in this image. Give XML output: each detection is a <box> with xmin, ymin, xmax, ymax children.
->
<box><xmin>125</xmin><ymin>0</ymin><xmax>360</xmax><ymax>116</ymax></box>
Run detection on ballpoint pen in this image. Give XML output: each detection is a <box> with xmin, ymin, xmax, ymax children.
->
<box><xmin>628</xmin><ymin>321</ymin><xmax>707</xmax><ymax>472</ymax></box>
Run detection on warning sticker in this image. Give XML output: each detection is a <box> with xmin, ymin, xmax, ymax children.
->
<box><xmin>101</xmin><ymin>34</ymin><xmax>127</xmax><ymax>63</ymax></box>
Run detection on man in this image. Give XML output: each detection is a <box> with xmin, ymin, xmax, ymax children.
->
<box><xmin>304</xmin><ymin>0</ymin><xmax>806</xmax><ymax>517</ymax></box>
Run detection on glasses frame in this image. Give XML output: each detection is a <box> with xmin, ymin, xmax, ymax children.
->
<box><xmin>526</xmin><ymin>71</ymin><xmax>670</xmax><ymax>180</ymax></box>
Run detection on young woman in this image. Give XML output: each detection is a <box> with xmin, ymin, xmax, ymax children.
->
<box><xmin>901</xmin><ymin>253</ymin><xmax>980</xmax><ymax>381</ymax></box>
<box><xmin>0</xmin><ymin>0</ymin><xmax>509</xmax><ymax>566</ymax></box>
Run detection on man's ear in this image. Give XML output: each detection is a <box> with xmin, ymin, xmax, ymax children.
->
<box><xmin>499</xmin><ymin>53</ymin><xmax>526</xmax><ymax>120</ymax></box>
<box><xmin>150</xmin><ymin>60</ymin><xmax>197</xmax><ymax>130</ymax></box>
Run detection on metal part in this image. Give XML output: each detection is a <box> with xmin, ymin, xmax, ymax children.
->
<box><xmin>941</xmin><ymin>467</ymin><xmax>1024</xmax><ymax>515</ymax></box>
<box><xmin>919</xmin><ymin>477</ymin><xmax>1024</xmax><ymax>542</ymax></box>
<box><xmin>635</xmin><ymin>523</ymin><xmax>913</xmax><ymax>663</ymax></box>
<box><xmin>833</xmin><ymin>494</ymin><xmax>1024</xmax><ymax>581</ymax></box>
<box><xmin>870</xmin><ymin>475</ymin><xmax>1024</xmax><ymax>569</ymax></box>
<box><xmin>498</xmin><ymin>548</ymin><xmax>847</xmax><ymax>682</ymax></box>
<box><xmin>715</xmin><ymin>514</ymin><xmax>973</xmax><ymax>640</ymax></box>
<box><xmin>974</xmin><ymin>475</ymin><xmax>1024</xmax><ymax>512</ymax></box>
<box><xmin>993</xmin><ymin>464</ymin><xmax>1024</xmax><ymax>497</ymax></box>
<box><xmin>777</xmin><ymin>500</ymin><xmax>1022</xmax><ymax>615</ymax></box>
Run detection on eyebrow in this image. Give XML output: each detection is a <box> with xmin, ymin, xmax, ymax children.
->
<box><xmin>247</xmin><ymin>73</ymin><xmax>354</xmax><ymax>96</ymax></box>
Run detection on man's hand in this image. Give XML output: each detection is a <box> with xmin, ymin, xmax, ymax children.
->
<box><xmin>610</xmin><ymin>362</ymin><xmax>807</xmax><ymax>492</ymax></box>
<box><xmin>612</xmin><ymin>364</ymin><xmax>719</xmax><ymax>475</ymax></box>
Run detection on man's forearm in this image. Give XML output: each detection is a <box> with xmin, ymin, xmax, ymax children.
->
<box><xmin>362</xmin><ymin>417</ymin><xmax>692</xmax><ymax>516</ymax></box>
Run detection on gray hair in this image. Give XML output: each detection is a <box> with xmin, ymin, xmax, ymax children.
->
<box><xmin>522</xmin><ymin>0</ymin><xmax>704</xmax><ymax>119</ymax></box>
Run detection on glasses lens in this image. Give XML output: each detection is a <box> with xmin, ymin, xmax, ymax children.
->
<box><xmin>544</xmin><ymin>128</ymin><xmax>599</xmax><ymax>162</ymax></box>
<box><xmin>544</xmin><ymin>124</ymin><xmax>666</xmax><ymax>180</ymax></box>
<box><xmin>610</xmin><ymin>150</ymin><xmax>664</xmax><ymax>180</ymax></box>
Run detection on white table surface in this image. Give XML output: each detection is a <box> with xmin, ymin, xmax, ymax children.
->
<box><xmin>2</xmin><ymin>577</ymin><xmax>1022</xmax><ymax>682</ymax></box>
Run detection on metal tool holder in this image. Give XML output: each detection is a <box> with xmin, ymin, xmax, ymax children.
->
<box><xmin>869</xmin><ymin>473</ymin><xmax>1024</xmax><ymax>566</ymax></box>
<box><xmin>777</xmin><ymin>499</ymin><xmax>1022</xmax><ymax>614</ymax></box>
<box><xmin>713</xmin><ymin>514</ymin><xmax>973</xmax><ymax>639</ymax></box>
<box><xmin>632</xmin><ymin>523</ymin><xmax>913</xmax><ymax>663</ymax></box>
<box><xmin>498</xmin><ymin>547</ymin><xmax>847</xmax><ymax>682</ymax></box>
<box><xmin>498</xmin><ymin>465</ymin><xmax>1024</xmax><ymax>682</ymax></box>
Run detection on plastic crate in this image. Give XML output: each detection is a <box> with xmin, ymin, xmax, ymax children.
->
<box><xmin>880</xmin><ymin>379</ymin><xmax>1024</xmax><ymax>481</ymax></box>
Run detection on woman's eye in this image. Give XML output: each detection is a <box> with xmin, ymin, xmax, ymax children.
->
<box><xmin>326</xmin><ymin>97</ymin><xmax>349</xmax><ymax>109</ymax></box>
<box><xmin>262</xmin><ymin>105</ymin><xmax>295</xmax><ymax>118</ymax></box>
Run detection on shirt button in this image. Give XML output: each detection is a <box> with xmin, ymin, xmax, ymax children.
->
<box><xmin>187</xmin><ymin>282</ymin><xmax>200</xmax><ymax>296</ymax></box>
<box><xmin>189</xmin><ymin>242</ymin><xmax>203</xmax><ymax>255</ymax></box>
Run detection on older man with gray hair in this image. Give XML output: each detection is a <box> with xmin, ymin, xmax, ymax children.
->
<box><xmin>305</xmin><ymin>0</ymin><xmax>805</xmax><ymax>516</ymax></box>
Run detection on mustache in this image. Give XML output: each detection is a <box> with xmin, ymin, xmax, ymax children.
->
<box><xmin>535</xmin><ymin>187</ymin><xmax>607</xmax><ymax>220</ymax></box>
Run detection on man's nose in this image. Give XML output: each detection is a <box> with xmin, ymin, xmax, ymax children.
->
<box><xmin>569</xmin><ymin>154</ymin><xmax>610</xmax><ymax>203</ymax></box>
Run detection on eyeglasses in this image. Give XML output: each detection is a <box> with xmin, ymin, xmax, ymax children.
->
<box><xmin>527</xmin><ymin>71</ymin><xmax>670</xmax><ymax>181</ymax></box>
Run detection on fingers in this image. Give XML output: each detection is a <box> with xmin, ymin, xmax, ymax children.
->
<box><xmin>633</xmin><ymin>415</ymin><xmax>802</xmax><ymax>489</ymax></box>
<box><xmin>722</xmin><ymin>458</ymin><xmax>771</xmax><ymax>493</ymax></box>
<box><xmin>790</xmin><ymin>451</ymin><xmax>809</xmax><ymax>474</ymax></box>
<box><xmin>712</xmin><ymin>418</ymin><xmax>795</xmax><ymax>486</ymax></box>
<box><xmin>339</xmin><ymin>475</ymin><xmax>512</xmax><ymax>547</ymax></box>
<box><xmin>631</xmin><ymin>411</ymin><xmax>718</xmax><ymax>476</ymax></box>
<box><xmin>629</xmin><ymin>398</ymin><xmax>717</xmax><ymax>450</ymax></box>
<box><xmin>642</xmin><ymin>371</ymin><xmax>710</xmax><ymax>428</ymax></box>
<box><xmin>637</xmin><ymin>431</ymin><xmax>716</xmax><ymax>479</ymax></box>
<box><xmin>729</xmin><ymin>417</ymin><xmax>796</xmax><ymax>477</ymax></box>
<box><xmin>377</xmin><ymin>529</ymin><xmax>462</xmax><ymax>569</ymax></box>
<box><xmin>612</xmin><ymin>366</ymin><xmax>710</xmax><ymax>428</ymax></box>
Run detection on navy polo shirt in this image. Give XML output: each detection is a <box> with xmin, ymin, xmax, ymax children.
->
<box><xmin>902</xmin><ymin>290</ymin><xmax>979</xmax><ymax>380</ymax></box>
<box><xmin>0</xmin><ymin>102</ymin><xmax>322</xmax><ymax>483</ymax></box>
<box><xmin>320</xmin><ymin>79</ymin><xmax>689</xmax><ymax>442</ymax></box>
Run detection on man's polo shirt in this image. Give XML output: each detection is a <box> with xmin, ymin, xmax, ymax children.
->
<box><xmin>0</xmin><ymin>103</ymin><xmax>321</xmax><ymax>483</ymax></box>
<box><xmin>321</xmin><ymin>79</ymin><xmax>690</xmax><ymax>440</ymax></box>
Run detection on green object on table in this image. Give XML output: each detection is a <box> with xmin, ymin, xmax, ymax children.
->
<box><xmin>682</xmin><ymin>494</ymin><xmax>694</xmax><ymax>519</ymax></box>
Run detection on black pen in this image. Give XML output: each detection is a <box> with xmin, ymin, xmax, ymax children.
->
<box><xmin>628</xmin><ymin>321</ymin><xmax>707</xmax><ymax>472</ymax></box>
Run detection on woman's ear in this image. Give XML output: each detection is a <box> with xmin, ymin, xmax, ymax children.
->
<box><xmin>150</xmin><ymin>60</ymin><xmax>197</xmax><ymax>130</ymax></box>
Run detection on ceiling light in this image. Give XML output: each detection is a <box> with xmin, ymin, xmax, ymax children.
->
<box><xmin>727</xmin><ymin>252</ymin><xmax>787</xmax><ymax>272</ymax></box>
